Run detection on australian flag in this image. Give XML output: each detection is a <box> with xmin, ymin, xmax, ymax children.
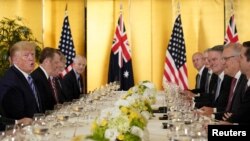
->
<box><xmin>108</xmin><ymin>13</ymin><xmax>134</xmax><ymax>90</ymax></box>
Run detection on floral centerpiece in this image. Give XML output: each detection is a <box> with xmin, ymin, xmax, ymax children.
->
<box><xmin>117</xmin><ymin>80</ymin><xmax>156</xmax><ymax>119</ymax></box>
<box><xmin>86</xmin><ymin>106</ymin><xmax>147</xmax><ymax>141</ymax></box>
<box><xmin>123</xmin><ymin>80</ymin><xmax>156</xmax><ymax>105</ymax></box>
<box><xmin>78</xmin><ymin>81</ymin><xmax>156</xmax><ymax>141</ymax></box>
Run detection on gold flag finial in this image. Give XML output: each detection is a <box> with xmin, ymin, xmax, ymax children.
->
<box><xmin>120</xmin><ymin>3</ymin><xmax>123</xmax><ymax>13</ymax></box>
<box><xmin>65</xmin><ymin>3</ymin><xmax>68</xmax><ymax>11</ymax></box>
<box><xmin>177</xmin><ymin>0</ymin><xmax>180</xmax><ymax>15</ymax></box>
<box><xmin>230</xmin><ymin>0</ymin><xmax>234</xmax><ymax>14</ymax></box>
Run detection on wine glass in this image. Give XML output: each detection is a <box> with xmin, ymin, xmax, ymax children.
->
<box><xmin>5</xmin><ymin>124</ymin><xmax>19</xmax><ymax>134</ymax></box>
<box><xmin>33</xmin><ymin>113</ymin><xmax>45</xmax><ymax>121</ymax></box>
<box><xmin>32</xmin><ymin>113</ymin><xmax>48</xmax><ymax>135</ymax></box>
<box><xmin>4</xmin><ymin>124</ymin><xmax>20</xmax><ymax>140</ymax></box>
<box><xmin>0</xmin><ymin>131</ymin><xmax>5</xmax><ymax>140</ymax></box>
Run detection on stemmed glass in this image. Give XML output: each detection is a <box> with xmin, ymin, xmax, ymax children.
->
<box><xmin>0</xmin><ymin>131</ymin><xmax>5</xmax><ymax>140</ymax></box>
<box><xmin>4</xmin><ymin>124</ymin><xmax>20</xmax><ymax>140</ymax></box>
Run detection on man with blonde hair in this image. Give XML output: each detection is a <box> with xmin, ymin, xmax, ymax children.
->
<box><xmin>0</xmin><ymin>41</ymin><xmax>40</xmax><ymax>128</ymax></box>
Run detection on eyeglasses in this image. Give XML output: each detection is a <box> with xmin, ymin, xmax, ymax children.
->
<box><xmin>222</xmin><ymin>55</ymin><xmax>237</xmax><ymax>61</ymax></box>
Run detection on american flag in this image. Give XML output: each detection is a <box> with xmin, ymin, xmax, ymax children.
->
<box><xmin>108</xmin><ymin>13</ymin><xmax>134</xmax><ymax>90</ymax></box>
<box><xmin>163</xmin><ymin>15</ymin><xmax>188</xmax><ymax>90</ymax></box>
<box><xmin>58</xmin><ymin>11</ymin><xmax>76</xmax><ymax>76</ymax></box>
<box><xmin>224</xmin><ymin>14</ymin><xmax>239</xmax><ymax>45</ymax></box>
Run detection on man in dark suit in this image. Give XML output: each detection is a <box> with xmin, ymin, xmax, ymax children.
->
<box><xmin>49</xmin><ymin>50</ymin><xmax>69</xmax><ymax>103</ymax></box>
<box><xmin>190</xmin><ymin>52</ymin><xmax>208</xmax><ymax>94</ymax></box>
<box><xmin>182</xmin><ymin>52</ymin><xmax>208</xmax><ymax>103</ymax></box>
<box><xmin>212</xmin><ymin>43</ymin><xmax>247</xmax><ymax>120</ymax></box>
<box><xmin>62</xmin><ymin>55</ymin><xmax>86</xmax><ymax>101</ymax></box>
<box><xmin>199</xmin><ymin>45</ymin><xmax>232</xmax><ymax>116</ymax></box>
<box><xmin>31</xmin><ymin>47</ymin><xmax>61</xmax><ymax>112</ymax></box>
<box><xmin>0</xmin><ymin>41</ymin><xmax>39</xmax><ymax>123</ymax></box>
<box><xmin>222</xmin><ymin>41</ymin><xmax>250</xmax><ymax>125</ymax></box>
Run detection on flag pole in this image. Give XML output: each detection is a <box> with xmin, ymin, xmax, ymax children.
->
<box><xmin>119</xmin><ymin>2</ymin><xmax>122</xmax><ymax>90</ymax></box>
<box><xmin>224</xmin><ymin>0</ymin><xmax>226</xmax><ymax>37</ymax></box>
<box><xmin>84</xmin><ymin>0</ymin><xmax>87</xmax><ymax>94</ymax></box>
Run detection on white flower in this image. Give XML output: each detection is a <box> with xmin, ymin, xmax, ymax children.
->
<box><xmin>130</xmin><ymin>126</ymin><xmax>144</xmax><ymax>138</ymax></box>
<box><xmin>99</xmin><ymin>107</ymin><xmax>121</xmax><ymax>121</ymax></box>
<box><xmin>131</xmin><ymin>86</ymin><xmax>139</xmax><ymax>93</ymax></box>
<box><xmin>126</xmin><ymin>96</ymin><xmax>136</xmax><ymax>105</ymax></box>
<box><xmin>108</xmin><ymin>115</ymin><xmax>130</xmax><ymax>133</ymax></box>
<box><xmin>114</xmin><ymin>99</ymin><xmax>130</xmax><ymax>107</ymax></box>
<box><xmin>141</xmin><ymin>111</ymin><xmax>151</xmax><ymax>120</ymax></box>
<box><xmin>142</xmin><ymin>82</ymin><xmax>155</xmax><ymax>89</ymax></box>
<box><xmin>143</xmin><ymin>89</ymin><xmax>155</xmax><ymax>98</ymax></box>
<box><xmin>110</xmin><ymin>108</ymin><xmax>122</xmax><ymax>118</ymax></box>
<box><xmin>104</xmin><ymin>128</ymin><xmax>119</xmax><ymax>141</ymax></box>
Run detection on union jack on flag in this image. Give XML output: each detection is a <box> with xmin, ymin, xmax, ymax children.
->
<box><xmin>163</xmin><ymin>14</ymin><xmax>188</xmax><ymax>90</ymax></box>
<box><xmin>224</xmin><ymin>14</ymin><xmax>239</xmax><ymax>45</ymax></box>
<box><xmin>108</xmin><ymin>13</ymin><xmax>134</xmax><ymax>90</ymax></box>
<box><xmin>111</xmin><ymin>14</ymin><xmax>131</xmax><ymax>68</ymax></box>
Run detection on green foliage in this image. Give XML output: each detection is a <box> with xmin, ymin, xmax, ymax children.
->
<box><xmin>145</xmin><ymin>101</ymin><xmax>153</xmax><ymax>113</ymax></box>
<box><xmin>0</xmin><ymin>17</ymin><xmax>41</xmax><ymax>77</ymax></box>
<box><xmin>123</xmin><ymin>132</ymin><xmax>141</xmax><ymax>141</ymax></box>
<box><xmin>86</xmin><ymin>126</ymin><xmax>109</xmax><ymax>141</ymax></box>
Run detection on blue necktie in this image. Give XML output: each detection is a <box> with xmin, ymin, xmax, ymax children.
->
<box><xmin>205</xmin><ymin>73</ymin><xmax>211</xmax><ymax>93</ymax></box>
<box><xmin>27</xmin><ymin>75</ymin><xmax>40</xmax><ymax>111</ymax></box>
<box><xmin>215</xmin><ymin>78</ymin><xmax>221</xmax><ymax>101</ymax></box>
<box><xmin>78</xmin><ymin>76</ymin><xmax>82</xmax><ymax>94</ymax></box>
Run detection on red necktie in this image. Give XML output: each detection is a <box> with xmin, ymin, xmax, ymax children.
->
<box><xmin>225</xmin><ymin>78</ymin><xmax>237</xmax><ymax>111</ymax></box>
<box><xmin>49</xmin><ymin>78</ymin><xmax>59</xmax><ymax>103</ymax></box>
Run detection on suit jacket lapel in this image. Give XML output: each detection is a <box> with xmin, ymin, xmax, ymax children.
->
<box><xmin>12</xmin><ymin>66</ymin><xmax>42</xmax><ymax>112</ymax></box>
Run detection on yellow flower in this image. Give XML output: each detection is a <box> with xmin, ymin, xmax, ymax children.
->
<box><xmin>91</xmin><ymin>122</ymin><xmax>97</xmax><ymax>131</ymax></box>
<box><xmin>71</xmin><ymin>135</ymin><xmax>84</xmax><ymax>141</ymax></box>
<box><xmin>140</xmin><ymin>117</ymin><xmax>146</xmax><ymax>124</ymax></box>
<box><xmin>129</xmin><ymin>111</ymin><xmax>138</xmax><ymax>119</ymax></box>
<box><xmin>127</xmin><ymin>89</ymin><xmax>133</xmax><ymax>94</ymax></box>
<box><xmin>133</xmin><ymin>103</ymin><xmax>138</xmax><ymax>108</ymax></box>
<box><xmin>117</xmin><ymin>134</ymin><xmax>124</xmax><ymax>140</ymax></box>
<box><xmin>101</xmin><ymin>119</ymin><xmax>108</xmax><ymax>126</ymax></box>
<box><xmin>121</xmin><ymin>107</ymin><xmax>128</xmax><ymax>114</ymax></box>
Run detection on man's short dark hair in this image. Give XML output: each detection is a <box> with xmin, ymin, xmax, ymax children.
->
<box><xmin>209</xmin><ymin>45</ymin><xmax>224</xmax><ymax>53</ymax></box>
<box><xmin>39</xmin><ymin>47</ymin><xmax>58</xmax><ymax>63</ymax></box>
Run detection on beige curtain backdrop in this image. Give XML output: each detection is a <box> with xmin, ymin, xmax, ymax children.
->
<box><xmin>1</xmin><ymin>0</ymin><xmax>250</xmax><ymax>91</ymax></box>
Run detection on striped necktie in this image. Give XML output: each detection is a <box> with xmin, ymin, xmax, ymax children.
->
<box><xmin>27</xmin><ymin>75</ymin><xmax>40</xmax><ymax>111</ymax></box>
<box><xmin>49</xmin><ymin>77</ymin><xmax>59</xmax><ymax>103</ymax></box>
